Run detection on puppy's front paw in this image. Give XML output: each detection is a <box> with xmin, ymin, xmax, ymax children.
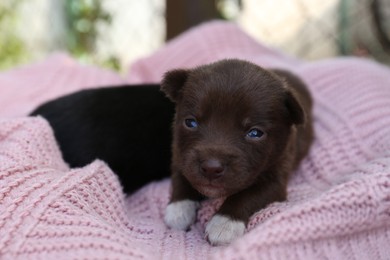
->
<box><xmin>164</xmin><ymin>200</ymin><xmax>199</xmax><ymax>231</ymax></box>
<box><xmin>205</xmin><ymin>214</ymin><xmax>246</xmax><ymax>246</ymax></box>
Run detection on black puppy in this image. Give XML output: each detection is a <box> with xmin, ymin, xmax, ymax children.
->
<box><xmin>30</xmin><ymin>84</ymin><xmax>175</xmax><ymax>193</ymax></box>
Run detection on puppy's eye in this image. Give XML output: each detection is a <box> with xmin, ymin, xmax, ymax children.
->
<box><xmin>246</xmin><ymin>128</ymin><xmax>264</xmax><ymax>139</ymax></box>
<box><xmin>184</xmin><ymin>118</ymin><xmax>198</xmax><ymax>129</ymax></box>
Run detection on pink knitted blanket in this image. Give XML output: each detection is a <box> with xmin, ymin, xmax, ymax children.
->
<box><xmin>1</xmin><ymin>21</ymin><xmax>390</xmax><ymax>259</ymax></box>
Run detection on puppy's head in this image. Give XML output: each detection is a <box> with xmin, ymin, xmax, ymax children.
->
<box><xmin>161</xmin><ymin>59</ymin><xmax>304</xmax><ymax>198</ymax></box>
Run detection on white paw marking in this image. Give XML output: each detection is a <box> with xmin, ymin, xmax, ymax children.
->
<box><xmin>164</xmin><ymin>200</ymin><xmax>199</xmax><ymax>231</ymax></box>
<box><xmin>205</xmin><ymin>214</ymin><xmax>246</xmax><ymax>246</ymax></box>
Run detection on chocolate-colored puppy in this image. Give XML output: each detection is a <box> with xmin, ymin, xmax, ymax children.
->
<box><xmin>31</xmin><ymin>59</ymin><xmax>313</xmax><ymax>246</ymax></box>
<box><xmin>162</xmin><ymin>59</ymin><xmax>313</xmax><ymax>245</ymax></box>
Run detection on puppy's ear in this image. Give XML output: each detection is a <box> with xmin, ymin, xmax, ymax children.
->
<box><xmin>161</xmin><ymin>69</ymin><xmax>189</xmax><ymax>102</ymax></box>
<box><xmin>284</xmin><ymin>89</ymin><xmax>305</xmax><ymax>125</ymax></box>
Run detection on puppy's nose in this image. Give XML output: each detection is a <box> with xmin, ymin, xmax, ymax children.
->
<box><xmin>200</xmin><ymin>159</ymin><xmax>225</xmax><ymax>179</ymax></box>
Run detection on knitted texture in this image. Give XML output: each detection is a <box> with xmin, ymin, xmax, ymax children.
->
<box><xmin>1</xmin><ymin>21</ymin><xmax>390</xmax><ymax>259</ymax></box>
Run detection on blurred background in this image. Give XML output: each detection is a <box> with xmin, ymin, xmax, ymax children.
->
<box><xmin>1</xmin><ymin>0</ymin><xmax>389</xmax><ymax>72</ymax></box>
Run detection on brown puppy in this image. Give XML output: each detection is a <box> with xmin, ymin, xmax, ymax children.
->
<box><xmin>161</xmin><ymin>59</ymin><xmax>313</xmax><ymax>246</ymax></box>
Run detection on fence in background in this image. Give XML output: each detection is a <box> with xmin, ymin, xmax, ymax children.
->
<box><xmin>0</xmin><ymin>0</ymin><xmax>389</xmax><ymax>71</ymax></box>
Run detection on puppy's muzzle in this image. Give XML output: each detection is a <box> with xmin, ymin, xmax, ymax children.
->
<box><xmin>200</xmin><ymin>159</ymin><xmax>225</xmax><ymax>180</ymax></box>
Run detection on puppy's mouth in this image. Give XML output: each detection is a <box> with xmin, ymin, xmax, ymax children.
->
<box><xmin>193</xmin><ymin>181</ymin><xmax>228</xmax><ymax>198</ymax></box>
<box><xmin>188</xmin><ymin>161</ymin><xmax>232</xmax><ymax>198</ymax></box>
<box><xmin>189</xmin><ymin>169</ymin><xmax>238</xmax><ymax>198</ymax></box>
<box><xmin>181</xmin><ymin>149</ymin><xmax>251</xmax><ymax>198</ymax></box>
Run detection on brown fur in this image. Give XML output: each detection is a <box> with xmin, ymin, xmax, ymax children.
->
<box><xmin>161</xmin><ymin>59</ymin><xmax>313</xmax><ymax>225</ymax></box>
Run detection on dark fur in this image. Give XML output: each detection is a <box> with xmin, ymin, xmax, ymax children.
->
<box><xmin>30</xmin><ymin>85</ymin><xmax>175</xmax><ymax>193</ymax></box>
<box><xmin>161</xmin><ymin>59</ymin><xmax>313</xmax><ymax>224</ymax></box>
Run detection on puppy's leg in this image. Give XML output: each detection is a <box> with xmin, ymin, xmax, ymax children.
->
<box><xmin>206</xmin><ymin>180</ymin><xmax>286</xmax><ymax>246</ymax></box>
<box><xmin>164</xmin><ymin>172</ymin><xmax>203</xmax><ymax>231</ymax></box>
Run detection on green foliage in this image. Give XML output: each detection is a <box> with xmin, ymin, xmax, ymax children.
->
<box><xmin>64</xmin><ymin>0</ymin><xmax>120</xmax><ymax>71</ymax></box>
<box><xmin>0</xmin><ymin>0</ymin><xmax>28</xmax><ymax>70</ymax></box>
<box><xmin>0</xmin><ymin>0</ymin><xmax>120</xmax><ymax>71</ymax></box>
<box><xmin>65</xmin><ymin>0</ymin><xmax>110</xmax><ymax>54</ymax></box>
